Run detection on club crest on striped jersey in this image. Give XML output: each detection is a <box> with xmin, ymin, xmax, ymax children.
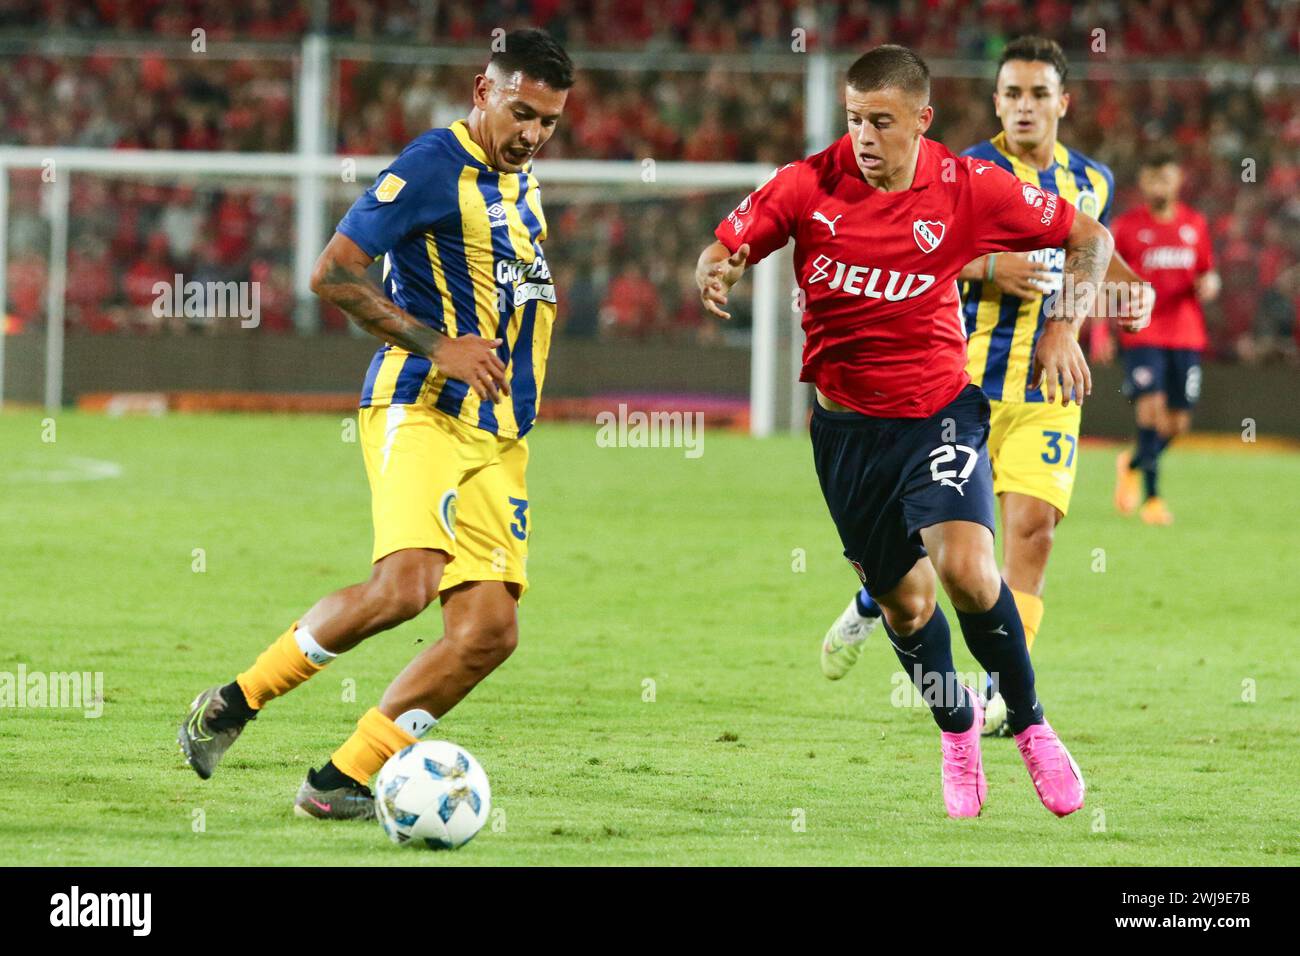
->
<box><xmin>912</xmin><ymin>219</ymin><xmax>945</xmax><ymax>254</ymax></box>
<box><xmin>375</xmin><ymin>173</ymin><xmax>406</xmax><ymax>203</ymax></box>
<box><xmin>439</xmin><ymin>489</ymin><xmax>458</xmax><ymax>540</ymax></box>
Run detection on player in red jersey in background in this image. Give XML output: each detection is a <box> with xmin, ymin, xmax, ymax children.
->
<box><xmin>1109</xmin><ymin>147</ymin><xmax>1221</xmax><ymax>525</ymax></box>
<box><xmin>694</xmin><ymin>45</ymin><xmax>1112</xmax><ymax>819</ymax></box>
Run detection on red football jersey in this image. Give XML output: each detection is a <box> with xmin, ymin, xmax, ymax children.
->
<box><xmin>715</xmin><ymin>135</ymin><xmax>1076</xmax><ymax>418</ymax></box>
<box><xmin>1112</xmin><ymin>202</ymin><xmax>1214</xmax><ymax>351</ymax></box>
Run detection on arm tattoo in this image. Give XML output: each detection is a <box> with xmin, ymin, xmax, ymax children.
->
<box><xmin>1054</xmin><ymin>235</ymin><xmax>1110</xmax><ymax>329</ymax></box>
<box><xmin>317</xmin><ymin>260</ymin><xmax>446</xmax><ymax>359</ymax></box>
<box><xmin>1065</xmin><ymin>235</ymin><xmax>1107</xmax><ymax>285</ymax></box>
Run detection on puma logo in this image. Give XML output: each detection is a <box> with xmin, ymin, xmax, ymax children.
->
<box><xmin>812</xmin><ymin>211</ymin><xmax>842</xmax><ymax>236</ymax></box>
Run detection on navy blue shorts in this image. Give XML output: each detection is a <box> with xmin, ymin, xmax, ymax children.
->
<box><xmin>1122</xmin><ymin>346</ymin><xmax>1202</xmax><ymax>410</ymax></box>
<box><xmin>810</xmin><ymin>384</ymin><xmax>996</xmax><ymax>597</ymax></box>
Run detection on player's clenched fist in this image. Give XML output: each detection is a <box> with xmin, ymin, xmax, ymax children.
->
<box><xmin>696</xmin><ymin>242</ymin><xmax>750</xmax><ymax>321</ymax></box>
<box><xmin>1117</xmin><ymin>281</ymin><xmax>1155</xmax><ymax>333</ymax></box>
<box><xmin>1033</xmin><ymin>321</ymin><xmax>1092</xmax><ymax>406</ymax></box>
<box><xmin>435</xmin><ymin>335</ymin><xmax>510</xmax><ymax>402</ymax></box>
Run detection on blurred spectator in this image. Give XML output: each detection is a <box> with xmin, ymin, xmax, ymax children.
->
<box><xmin>554</xmin><ymin>262</ymin><xmax>599</xmax><ymax>339</ymax></box>
<box><xmin>1239</xmin><ymin>262</ymin><xmax>1300</xmax><ymax>364</ymax></box>
<box><xmin>7</xmin><ymin>249</ymin><xmax>48</xmax><ymax>326</ymax></box>
<box><xmin>599</xmin><ymin>261</ymin><xmax>664</xmax><ymax>339</ymax></box>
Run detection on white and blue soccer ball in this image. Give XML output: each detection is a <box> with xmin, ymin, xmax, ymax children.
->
<box><xmin>375</xmin><ymin>741</ymin><xmax>491</xmax><ymax>850</ymax></box>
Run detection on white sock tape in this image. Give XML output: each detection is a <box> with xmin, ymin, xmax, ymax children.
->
<box><xmin>394</xmin><ymin>709</ymin><xmax>437</xmax><ymax>738</ymax></box>
<box><xmin>294</xmin><ymin>624</ymin><xmax>337</xmax><ymax>666</ymax></box>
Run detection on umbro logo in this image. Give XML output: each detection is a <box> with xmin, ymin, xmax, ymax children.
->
<box><xmin>812</xmin><ymin>210</ymin><xmax>842</xmax><ymax>236</ymax></box>
<box><xmin>487</xmin><ymin>202</ymin><xmax>509</xmax><ymax>229</ymax></box>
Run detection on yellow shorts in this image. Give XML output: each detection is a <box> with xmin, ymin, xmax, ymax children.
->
<box><xmin>987</xmin><ymin>399</ymin><xmax>1082</xmax><ymax>517</ymax></box>
<box><xmin>359</xmin><ymin>404</ymin><xmax>530</xmax><ymax>597</ymax></box>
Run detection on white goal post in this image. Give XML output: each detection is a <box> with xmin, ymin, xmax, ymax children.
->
<box><xmin>0</xmin><ymin>147</ymin><xmax>795</xmax><ymax>435</ymax></box>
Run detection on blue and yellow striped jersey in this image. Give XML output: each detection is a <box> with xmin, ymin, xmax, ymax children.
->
<box><xmin>337</xmin><ymin>119</ymin><xmax>555</xmax><ymax>439</ymax></box>
<box><xmin>961</xmin><ymin>132</ymin><xmax>1113</xmax><ymax>403</ymax></box>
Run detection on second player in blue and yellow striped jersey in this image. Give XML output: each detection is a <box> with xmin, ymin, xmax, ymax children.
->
<box><xmin>338</xmin><ymin>118</ymin><xmax>555</xmax><ymax>440</ymax></box>
<box><xmin>961</xmin><ymin>130</ymin><xmax>1114</xmax><ymax>404</ymax></box>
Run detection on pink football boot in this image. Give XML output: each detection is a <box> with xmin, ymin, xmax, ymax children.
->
<box><xmin>939</xmin><ymin>686</ymin><xmax>987</xmax><ymax>819</ymax></box>
<box><xmin>1015</xmin><ymin>720</ymin><xmax>1085</xmax><ymax>817</ymax></box>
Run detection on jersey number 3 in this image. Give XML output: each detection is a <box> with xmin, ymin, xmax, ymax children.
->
<box><xmin>508</xmin><ymin>496</ymin><xmax>529</xmax><ymax>541</ymax></box>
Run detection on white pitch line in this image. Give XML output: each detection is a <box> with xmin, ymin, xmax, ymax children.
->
<box><xmin>7</xmin><ymin>456</ymin><xmax>124</xmax><ymax>483</ymax></box>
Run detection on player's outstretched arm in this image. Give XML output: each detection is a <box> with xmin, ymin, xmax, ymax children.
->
<box><xmin>1033</xmin><ymin>212</ymin><xmax>1113</xmax><ymax>406</ymax></box>
<box><xmin>695</xmin><ymin>241</ymin><xmax>749</xmax><ymax>321</ymax></box>
<box><xmin>311</xmin><ymin>232</ymin><xmax>508</xmax><ymax>401</ymax></box>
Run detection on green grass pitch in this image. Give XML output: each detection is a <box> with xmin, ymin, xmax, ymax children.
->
<box><xmin>1</xmin><ymin>410</ymin><xmax>1297</xmax><ymax>866</ymax></box>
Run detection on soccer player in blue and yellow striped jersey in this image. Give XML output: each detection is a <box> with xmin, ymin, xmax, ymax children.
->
<box><xmin>177</xmin><ymin>30</ymin><xmax>575</xmax><ymax>816</ymax></box>
<box><xmin>956</xmin><ymin>40</ymin><xmax>1149</xmax><ymax>731</ymax></box>
<box><xmin>820</xmin><ymin>39</ymin><xmax>1152</xmax><ymax>734</ymax></box>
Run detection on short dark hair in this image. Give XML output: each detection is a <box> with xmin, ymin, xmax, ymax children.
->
<box><xmin>845</xmin><ymin>44</ymin><xmax>930</xmax><ymax>102</ymax></box>
<box><xmin>1140</xmin><ymin>143</ymin><xmax>1180</xmax><ymax>170</ymax></box>
<box><xmin>997</xmin><ymin>35</ymin><xmax>1069</xmax><ymax>87</ymax></box>
<box><xmin>489</xmin><ymin>29</ymin><xmax>574</xmax><ymax>90</ymax></box>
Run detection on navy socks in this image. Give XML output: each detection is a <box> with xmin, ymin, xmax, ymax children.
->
<box><xmin>1131</xmin><ymin>427</ymin><xmax>1173</xmax><ymax>500</ymax></box>
<box><xmin>956</xmin><ymin>582</ymin><xmax>1044</xmax><ymax>734</ymax></box>
<box><xmin>883</xmin><ymin>605</ymin><xmax>973</xmax><ymax>734</ymax></box>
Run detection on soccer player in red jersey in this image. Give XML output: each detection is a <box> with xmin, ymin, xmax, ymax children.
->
<box><xmin>818</xmin><ymin>38</ymin><xmax>1156</xmax><ymax>740</ymax></box>
<box><xmin>1109</xmin><ymin>147</ymin><xmax>1220</xmax><ymax>525</ymax></box>
<box><xmin>695</xmin><ymin>45</ymin><xmax>1112</xmax><ymax>818</ymax></box>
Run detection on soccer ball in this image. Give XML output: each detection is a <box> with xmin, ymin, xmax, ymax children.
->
<box><xmin>375</xmin><ymin>741</ymin><xmax>491</xmax><ymax>849</ymax></box>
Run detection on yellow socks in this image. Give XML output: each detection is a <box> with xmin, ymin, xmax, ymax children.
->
<box><xmin>233</xmin><ymin>624</ymin><xmax>418</xmax><ymax>786</ymax></box>
<box><xmin>236</xmin><ymin>622</ymin><xmax>332</xmax><ymax>710</ymax></box>
<box><xmin>1011</xmin><ymin>589</ymin><xmax>1044</xmax><ymax>654</ymax></box>
<box><xmin>331</xmin><ymin>707</ymin><xmax>418</xmax><ymax>785</ymax></box>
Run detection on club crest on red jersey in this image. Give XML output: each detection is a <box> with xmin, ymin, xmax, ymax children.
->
<box><xmin>912</xmin><ymin>219</ymin><xmax>945</xmax><ymax>254</ymax></box>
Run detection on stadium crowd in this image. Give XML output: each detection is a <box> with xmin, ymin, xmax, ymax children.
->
<box><xmin>1</xmin><ymin>0</ymin><xmax>1296</xmax><ymax>58</ymax></box>
<box><xmin>0</xmin><ymin>0</ymin><xmax>1297</xmax><ymax>358</ymax></box>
